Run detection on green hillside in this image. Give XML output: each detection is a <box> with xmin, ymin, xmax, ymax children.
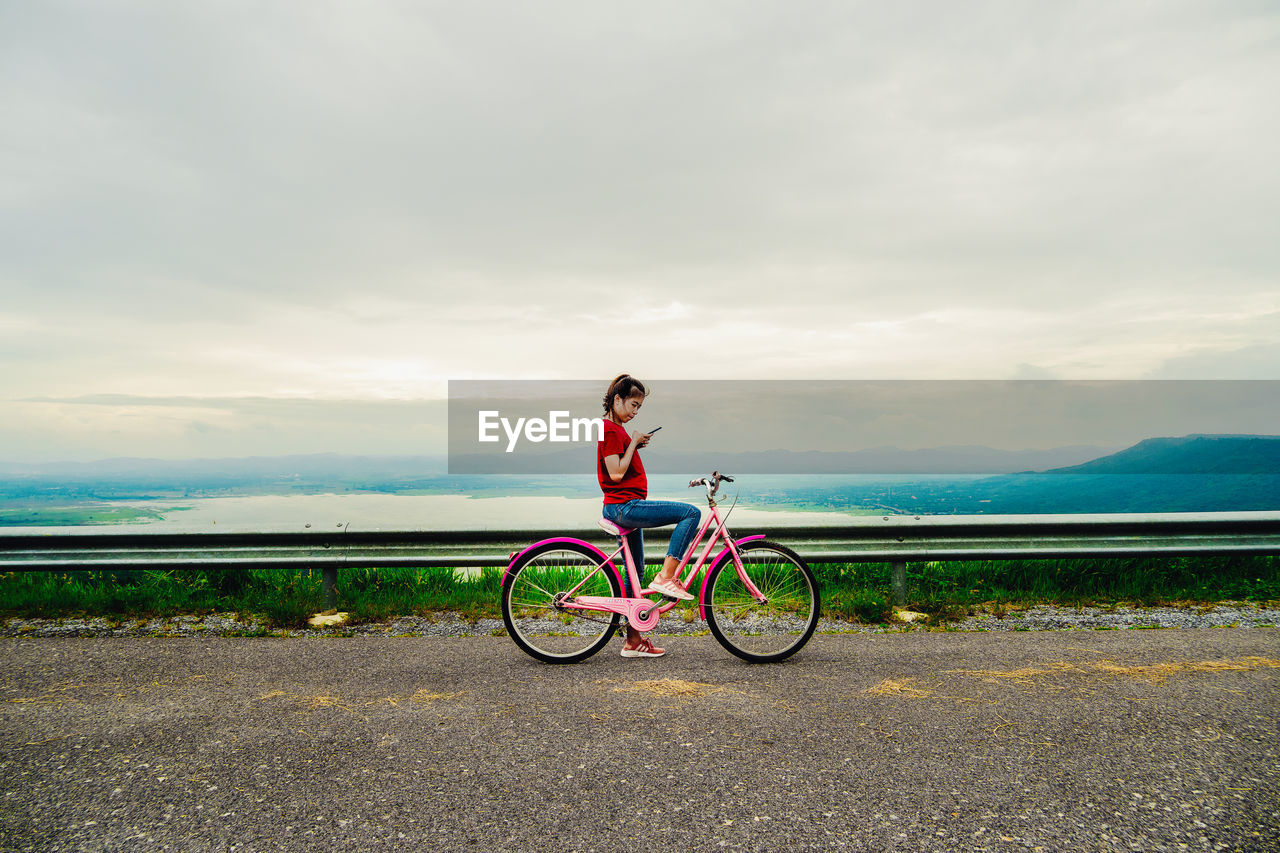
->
<box><xmin>1045</xmin><ymin>435</ymin><xmax>1280</xmax><ymax>475</ymax></box>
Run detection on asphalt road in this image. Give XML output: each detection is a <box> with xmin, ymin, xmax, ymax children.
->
<box><xmin>2</xmin><ymin>629</ymin><xmax>1277</xmax><ymax>852</ymax></box>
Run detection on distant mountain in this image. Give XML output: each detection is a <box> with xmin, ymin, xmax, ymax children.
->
<box><xmin>933</xmin><ymin>434</ymin><xmax>1280</xmax><ymax>513</ymax></box>
<box><xmin>652</xmin><ymin>445</ymin><xmax>1115</xmax><ymax>475</ymax></box>
<box><xmin>449</xmin><ymin>444</ymin><xmax>1116</xmax><ymax>475</ymax></box>
<box><xmin>4</xmin><ymin>437</ymin><xmax>1277</xmax><ymax>513</ymax></box>
<box><xmin>1044</xmin><ymin>434</ymin><xmax>1280</xmax><ymax>475</ymax></box>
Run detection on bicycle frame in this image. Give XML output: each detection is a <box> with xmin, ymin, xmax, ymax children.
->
<box><xmin>503</xmin><ymin>502</ymin><xmax>768</xmax><ymax>632</ymax></box>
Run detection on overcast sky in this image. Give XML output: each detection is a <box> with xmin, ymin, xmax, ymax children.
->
<box><xmin>2</xmin><ymin>1</ymin><xmax>1278</xmax><ymax>461</ymax></box>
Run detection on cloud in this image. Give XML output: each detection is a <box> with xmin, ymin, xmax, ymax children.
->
<box><xmin>7</xmin><ymin>3</ymin><xmax>1278</xmax><ymax>285</ymax></box>
<box><xmin>449</xmin><ymin>379</ymin><xmax>1280</xmax><ymax>460</ymax></box>
<box><xmin>1013</xmin><ymin>363</ymin><xmax>1058</xmax><ymax>380</ymax></box>
<box><xmin>3</xmin><ymin>396</ymin><xmax>449</xmax><ymax>462</ymax></box>
<box><xmin>2</xmin><ymin>2</ymin><xmax>1277</xmax><ymax>458</ymax></box>
<box><xmin>1146</xmin><ymin>343</ymin><xmax>1280</xmax><ymax>379</ymax></box>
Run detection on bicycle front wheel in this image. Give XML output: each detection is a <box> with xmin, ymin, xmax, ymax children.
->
<box><xmin>705</xmin><ymin>541</ymin><xmax>820</xmax><ymax>663</ymax></box>
<box><xmin>501</xmin><ymin>541</ymin><xmax>623</xmax><ymax>664</ymax></box>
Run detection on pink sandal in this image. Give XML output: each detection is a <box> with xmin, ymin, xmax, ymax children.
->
<box><xmin>621</xmin><ymin>637</ymin><xmax>666</xmax><ymax>658</ymax></box>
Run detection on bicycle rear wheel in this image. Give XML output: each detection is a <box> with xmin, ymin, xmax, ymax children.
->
<box><xmin>705</xmin><ymin>541</ymin><xmax>820</xmax><ymax>663</ymax></box>
<box><xmin>501</xmin><ymin>541</ymin><xmax>623</xmax><ymax>664</ymax></box>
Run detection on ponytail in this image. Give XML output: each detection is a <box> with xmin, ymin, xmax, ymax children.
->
<box><xmin>602</xmin><ymin>373</ymin><xmax>648</xmax><ymax>416</ymax></box>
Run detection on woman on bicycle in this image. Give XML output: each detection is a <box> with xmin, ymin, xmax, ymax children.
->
<box><xmin>598</xmin><ymin>373</ymin><xmax>702</xmax><ymax>658</ymax></box>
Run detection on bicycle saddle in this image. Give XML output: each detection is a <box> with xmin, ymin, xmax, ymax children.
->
<box><xmin>598</xmin><ymin>517</ymin><xmax>634</xmax><ymax>536</ymax></box>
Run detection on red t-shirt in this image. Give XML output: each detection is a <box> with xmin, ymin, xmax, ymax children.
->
<box><xmin>598</xmin><ymin>419</ymin><xmax>647</xmax><ymax>504</ymax></box>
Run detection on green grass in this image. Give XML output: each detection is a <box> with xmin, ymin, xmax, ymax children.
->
<box><xmin>0</xmin><ymin>505</ymin><xmax>178</xmax><ymax>525</ymax></box>
<box><xmin>2</xmin><ymin>556</ymin><xmax>1276</xmax><ymax>629</ymax></box>
<box><xmin>812</xmin><ymin>555</ymin><xmax>1280</xmax><ymax>622</ymax></box>
<box><xmin>0</xmin><ymin>566</ymin><xmax>501</xmax><ymax>628</ymax></box>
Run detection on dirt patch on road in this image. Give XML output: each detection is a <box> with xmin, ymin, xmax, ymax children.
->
<box><xmin>948</xmin><ymin>656</ymin><xmax>1280</xmax><ymax>685</ymax></box>
<box><xmin>609</xmin><ymin>678</ymin><xmax>725</xmax><ymax>698</ymax></box>
<box><xmin>256</xmin><ymin>687</ymin><xmax>470</xmax><ymax>713</ymax></box>
<box><xmin>865</xmin><ymin>656</ymin><xmax>1280</xmax><ymax>702</ymax></box>
<box><xmin>864</xmin><ymin>677</ymin><xmax>935</xmax><ymax>699</ymax></box>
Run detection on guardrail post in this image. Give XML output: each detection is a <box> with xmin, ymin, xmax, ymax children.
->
<box><xmin>891</xmin><ymin>561</ymin><xmax>906</xmax><ymax>607</ymax></box>
<box><xmin>322</xmin><ymin>565</ymin><xmax>338</xmax><ymax>610</ymax></box>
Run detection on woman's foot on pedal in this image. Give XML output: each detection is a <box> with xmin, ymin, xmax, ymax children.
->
<box><xmin>651</xmin><ymin>577</ymin><xmax>694</xmax><ymax>601</ymax></box>
<box><xmin>621</xmin><ymin>637</ymin><xmax>665</xmax><ymax>658</ymax></box>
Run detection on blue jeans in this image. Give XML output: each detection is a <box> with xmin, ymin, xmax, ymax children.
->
<box><xmin>602</xmin><ymin>500</ymin><xmax>702</xmax><ymax>597</ymax></box>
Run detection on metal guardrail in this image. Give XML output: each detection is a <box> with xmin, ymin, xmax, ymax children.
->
<box><xmin>3</xmin><ymin>511</ymin><xmax>1279</xmax><ymax>607</ymax></box>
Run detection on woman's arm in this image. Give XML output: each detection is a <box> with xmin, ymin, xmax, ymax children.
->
<box><xmin>603</xmin><ymin>431</ymin><xmax>650</xmax><ymax>482</ymax></box>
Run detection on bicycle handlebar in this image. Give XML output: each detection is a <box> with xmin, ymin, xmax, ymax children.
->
<box><xmin>688</xmin><ymin>471</ymin><xmax>734</xmax><ymax>502</ymax></box>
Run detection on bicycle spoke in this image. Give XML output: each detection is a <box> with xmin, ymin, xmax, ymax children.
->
<box><xmin>506</xmin><ymin>594</ymin><xmax>552</xmax><ymax>607</ymax></box>
<box><xmin>516</xmin><ymin>576</ymin><xmax>557</xmax><ymax>600</ymax></box>
<box><xmin>706</xmin><ymin>542</ymin><xmax>819</xmax><ymax>662</ymax></box>
<box><xmin>711</xmin><ymin>597</ymin><xmax>761</xmax><ymax>618</ymax></box>
<box><xmin>502</xmin><ymin>545</ymin><xmax>622</xmax><ymax>662</ymax></box>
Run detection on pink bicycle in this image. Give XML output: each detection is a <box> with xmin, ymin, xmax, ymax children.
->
<box><xmin>500</xmin><ymin>472</ymin><xmax>821</xmax><ymax>663</ymax></box>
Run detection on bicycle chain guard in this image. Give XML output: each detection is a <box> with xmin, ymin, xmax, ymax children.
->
<box><xmin>569</xmin><ymin>595</ymin><xmax>663</xmax><ymax>631</ymax></box>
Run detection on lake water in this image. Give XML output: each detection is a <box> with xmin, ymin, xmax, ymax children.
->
<box><xmin>114</xmin><ymin>492</ymin><xmax>874</xmax><ymax>532</ymax></box>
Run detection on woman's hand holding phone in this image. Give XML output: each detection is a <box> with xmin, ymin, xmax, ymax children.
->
<box><xmin>633</xmin><ymin>426</ymin><xmax>661</xmax><ymax>448</ymax></box>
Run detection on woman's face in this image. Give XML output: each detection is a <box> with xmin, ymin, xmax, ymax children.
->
<box><xmin>612</xmin><ymin>393</ymin><xmax>644</xmax><ymax>423</ymax></box>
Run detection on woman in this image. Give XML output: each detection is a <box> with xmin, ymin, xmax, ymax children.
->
<box><xmin>597</xmin><ymin>374</ymin><xmax>701</xmax><ymax>658</ymax></box>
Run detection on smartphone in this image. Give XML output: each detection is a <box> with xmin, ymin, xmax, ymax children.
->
<box><xmin>648</xmin><ymin>426</ymin><xmax>662</xmax><ymax>433</ymax></box>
